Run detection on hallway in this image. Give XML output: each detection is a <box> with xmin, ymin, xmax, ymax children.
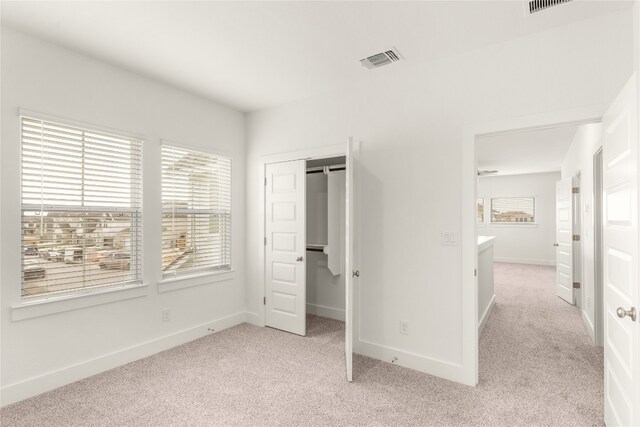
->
<box><xmin>479</xmin><ymin>262</ymin><xmax>604</xmax><ymax>425</ymax></box>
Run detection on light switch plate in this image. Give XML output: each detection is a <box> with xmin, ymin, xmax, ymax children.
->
<box><xmin>442</xmin><ymin>231</ymin><xmax>458</xmax><ymax>246</ymax></box>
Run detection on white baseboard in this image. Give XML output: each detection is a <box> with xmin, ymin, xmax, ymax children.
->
<box><xmin>306</xmin><ymin>303</ymin><xmax>345</xmax><ymax>321</ymax></box>
<box><xmin>244</xmin><ymin>311</ymin><xmax>263</xmax><ymax>326</ymax></box>
<box><xmin>582</xmin><ymin>310</ymin><xmax>595</xmax><ymax>345</ymax></box>
<box><xmin>1</xmin><ymin>311</ymin><xmax>245</xmax><ymax>407</ymax></box>
<box><xmin>478</xmin><ymin>294</ymin><xmax>496</xmax><ymax>335</ymax></box>
<box><xmin>354</xmin><ymin>339</ymin><xmax>468</xmax><ymax>385</ymax></box>
<box><xmin>494</xmin><ymin>257</ymin><xmax>556</xmax><ymax>266</ymax></box>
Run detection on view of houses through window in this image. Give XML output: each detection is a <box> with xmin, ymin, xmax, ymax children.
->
<box><xmin>20</xmin><ymin>117</ymin><xmax>142</xmax><ymax>297</ymax></box>
<box><xmin>161</xmin><ymin>145</ymin><xmax>232</xmax><ymax>277</ymax></box>
<box><xmin>490</xmin><ymin>197</ymin><xmax>535</xmax><ymax>223</ymax></box>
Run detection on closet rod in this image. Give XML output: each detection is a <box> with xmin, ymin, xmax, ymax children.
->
<box><xmin>306</xmin><ymin>165</ymin><xmax>346</xmax><ymax>174</ymax></box>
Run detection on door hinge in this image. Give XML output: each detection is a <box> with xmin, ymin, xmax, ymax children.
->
<box><xmin>263</xmin><ymin>297</ymin><xmax>266</xmax><ymax>305</ymax></box>
<box><xmin>474</xmin><ymin>269</ymin><xmax>477</xmax><ymax>277</ymax></box>
<box><xmin>573</xmin><ymin>234</ymin><xmax>580</xmax><ymax>241</ymax></box>
<box><xmin>572</xmin><ymin>187</ymin><xmax>580</xmax><ymax>194</ymax></box>
<box><xmin>264</xmin><ymin>237</ymin><xmax>267</xmax><ymax>246</ymax></box>
<box><xmin>573</xmin><ymin>282</ymin><xmax>581</xmax><ymax>289</ymax></box>
<box><xmin>264</xmin><ymin>177</ymin><xmax>267</xmax><ymax>186</ymax></box>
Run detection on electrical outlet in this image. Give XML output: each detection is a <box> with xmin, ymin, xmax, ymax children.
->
<box><xmin>161</xmin><ymin>309</ymin><xmax>171</xmax><ymax>322</ymax></box>
<box><xmin>399</xmin><ymin>320</ymin><xmax>409</xmax><ymax>335</ymax></box>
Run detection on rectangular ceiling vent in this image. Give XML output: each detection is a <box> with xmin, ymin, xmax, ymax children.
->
<box><xmin>528</xmin><ymin>0</ymin><xmax>573</xmax><ymax>14</ymax></box>
<box><xmin>360</xmin><ymin>49</ymin><xmax>402</xmax><ymax>70</ymax></box>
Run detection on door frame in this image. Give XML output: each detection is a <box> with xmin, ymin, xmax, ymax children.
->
<box><xmin>257</xmin><ymin>143</ymin><xmax>347</xmax><ymax>328</ymax></box>
<box><xmin>593</xmin><ymin>148</ymin><xmax>604</xmax><ymax>347</ymax></box>
<box><xmin>574</xmin><ymin>170</ymin><xmax>582</xmax><ymax>307</ymax></box>
<box><xmin>556</xmin><ymin>176</ymin><xmax>576</xmax><ymax>305</ymax></box>
<box><xmin>461</xmin><ymin>104</ymin><xmax>604</xmax><ymax>386</ymax></box>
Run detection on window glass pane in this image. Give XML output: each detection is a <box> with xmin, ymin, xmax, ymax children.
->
<box><xmin>162</xmin><ymin>145</ymin><xmax>231</xmax><ymax>277</ymax></box>
<box><xmin>477</xmin><ymin>198</ymin><xmax>484</xmax><ymax>223</ymax></box>
<box><xmin>491</xmin><ymin>197</ymin><xmax>535</xmax><ymax>223</ymax></box>
<box><xmin>21</xmin><ymin>117</ymin><xmax>142</xmax><ymax>298</ymax></box>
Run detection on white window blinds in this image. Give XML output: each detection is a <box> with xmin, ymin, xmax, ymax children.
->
<box><xmin>161</xmin><ymin>145</ymin><xmax>232</xmax><ymax>277</ymax></box>
<box><xmin>491</xmin><ymin>197</ymin><xmax>535</xmax><ymax>223</ymax></box>
<box><xmin>21</xmin><ymin>116</ymin><xmax>143</xmax><ymax>298</ymax></box>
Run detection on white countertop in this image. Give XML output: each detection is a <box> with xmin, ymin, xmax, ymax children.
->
<box><xmin>477</xmin><ymin>235</ymin><xmax>495</xmax><ymax>252</ymax></box>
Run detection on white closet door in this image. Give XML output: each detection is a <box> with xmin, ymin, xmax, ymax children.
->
<box><xmin>345</xmin><ymin>138</ymin><xmax>360</xmax><ymax>381</ymax></box>
<box><xmin>556</xmin><ymin>177</ymin><xmax>574</xmax><ymax>305</ymax></box>
<box><xmin>265</xmin><ymin>160</ymin><xmax>306</xmax><ymax>336</ymax></box>
<box><xmin>603</xmin><ymin>75</ymin><xmax>639</xmax><ymax>427</ymax></box>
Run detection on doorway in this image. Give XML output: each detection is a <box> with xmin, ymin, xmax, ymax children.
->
<box><xmin>473</xmin><ymin>121</ymin><xmax>605</xmax><ymax>423</ymax></box>
<box><xmin>464</xmin><ymin>75</ymin><xmax>640</xmax><ymax>426</ymax></box>
<box><xmin>258</xmin><ymin>139</ymin><xmax>359</xmax><ymax>382</ymax></box>
<box><xmin>263</xmin><ymin>155</ymin><xmax>346</xmax><ymax>335</ymax></box>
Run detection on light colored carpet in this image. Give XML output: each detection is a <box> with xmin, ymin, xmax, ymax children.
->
<box><xmin>1</xmin><ymin>262</ymin><xmax>603</xmax><ymax>426</ymax></box>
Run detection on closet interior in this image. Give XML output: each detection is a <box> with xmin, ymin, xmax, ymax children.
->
<box><xmin>306</xmin><ymin>156</ymin><xmax>347</xmax><ymax>321</ymax></box>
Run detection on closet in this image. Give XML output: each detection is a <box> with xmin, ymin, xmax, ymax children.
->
<box><xmin>264</xmin><ymin>155</ymin><xmax>347</xmax><ymax>337</ymax></box>
<box><xmin>305</xmin><ymin>157</ymin><xmax>346</xmax><ymax>322</ymax></box>
<box><xmin>263</xmin><ymin>138</ymin><xmax>358</xmax><ymax>382</ymax></box>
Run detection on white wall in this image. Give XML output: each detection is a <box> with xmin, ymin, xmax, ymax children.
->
<box><xmin>478</xmin><ymin>172</ymin><xmax>560</xmax><ymax>266</ymax></box>
<box><xmin>561</xmin><ymin>122</ymin><xmax>603</xmax><ymax>343</ymax></box>
<box><xmin>0</xmin><ymin>28</ymin><xmax>246</xmax><ymax>404</ymax></box>
<box><xmin>245</xmin><ymin>11</ymin><xmax>633</xmax><ymax>383</ymax></box>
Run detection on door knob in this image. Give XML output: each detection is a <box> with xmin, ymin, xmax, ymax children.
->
<box><xmin>553</xmin><ymin>243</ymin><xmax>559</xmax><ymax>247</ymax></box>
<box><xmin>616</xmin><ymin>307</ymin><xmax>637</xmax><ymax>321</ymax></box>
<box><xmin>296</xmin><ymin>256</ymin><xmax>304</xmax><ymax>262</ymax></box>
<box><xmin>352</xmin><ymin>270</ymin><xmax>360</xmax><ymax>278</ymax></box>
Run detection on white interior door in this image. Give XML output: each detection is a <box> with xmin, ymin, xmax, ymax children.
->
<box><xmin>603</xmin><ymin>75</ymin><xmax>639</xmax><ymax>427</ymax></box>
<box><xmin>345</xmin><ymin>138</ymin><xmax>359</xmax><ymax>381</ymax></box>
<box><xmin>556</xmin><ymin>177</ymin><xmax>575</xmax><ymax>305</ymax></box>
<box><xmin>265</xmin><ymin>160</ymin><xmax>306</xmax><ymax>336</ymax></box>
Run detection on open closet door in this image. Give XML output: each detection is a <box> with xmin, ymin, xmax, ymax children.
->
<box><xmin>555</xmin><ymin>177</ymin><xmax>574</xmax><ymax>305</ymax></box>
<box><xmin>345</xmin><ymin>138</ymin><xmax>359</xmax><ymax>381</ymax></box>
<box><xmin>265</xmin><ymin>160</ymin><xmax>306</xmax><ymax>336</ymax></box>
<box><xmin>603</xmin><ymin>75</ymin><xmax>639</xmax><ymax>427</ymax></box>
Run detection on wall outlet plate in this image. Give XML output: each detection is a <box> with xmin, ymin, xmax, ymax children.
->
<box><xmin>399</xmin><ymin>320</ymin><xmax>409</xmax><ymax>335</ymax></box>
<box><xmin>441</xmin><ymin>231</ymin><xmax>458</xmax><ymax>246</ymax></box>
<box><xmin>161</xmin><ymin>309</ymin><xmax>171</xmax><ymax>322</ymax></box>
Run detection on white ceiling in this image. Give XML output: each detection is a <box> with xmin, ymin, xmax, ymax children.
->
<box><xmin>476</xmin><ymin>125</ymin><xmax>581</xmax><ymax>176</ymax></box>
<box><xmin>0</xmin><ymin>1</ymin><xmax>632</xmax><ymax>112</ymax></box>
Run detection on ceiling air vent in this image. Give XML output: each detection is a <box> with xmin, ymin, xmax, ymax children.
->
<box><xmin>528</xmin><ymin>0</ymin><xmax>573</xmax><ymax>14</ymax></box>
<box><xmin>360</xmin><ymin>49</ymin><xmax>402</xmax><ymax>69</ymax></box>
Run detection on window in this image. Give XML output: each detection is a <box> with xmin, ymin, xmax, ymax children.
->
<box><xmin>161</xmin><ymin>145</ymin><xmax>231</xmax><ymax>278</ymax></box>
<box><xmin>477</xmin><ymin>198</ymin><xmax>485</xmax><ymax>223</ymax></box>
<box><xmin>491</xmin><ymin>197</ymin><xmax>535</xmax><ymax>223</ymax></box>
<box><xmin>21</xmin><ymin>117</ymin><xmax>142</xmax><ymax>298</ymax></box>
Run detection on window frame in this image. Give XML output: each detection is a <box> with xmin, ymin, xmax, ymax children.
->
<box><xmin>19</xmin><ymin>112</ymin><xmax>144</xmax><ymax>302</ymax></box>
<box><xmin>489</xmin><ymin>196</ymin><xmax>536</xmax><ymax>224</ymax></box>
<box><xmin>160</xmin><ymin>143</ymin><xmax>232</xmax><ymax>281</ymax></box>
<box><xmin>477</xmin><ymin>198</ymin><xmax>485</xmax><ymax>224</ymax></box>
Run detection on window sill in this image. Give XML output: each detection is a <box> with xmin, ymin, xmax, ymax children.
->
<box><xmin>479</xmin><ymin>223</ymin><xmax>539</xmax><ymax>228</ymax></box>
<box><xmin>157</xmin><ymin>270</ymin><xmax>235</xmax><ymax>293</ymax></box>
<box><xmin>12</xmin><ymin>282</ymin><xmax>149</xmax><ymax>321</ymax></box>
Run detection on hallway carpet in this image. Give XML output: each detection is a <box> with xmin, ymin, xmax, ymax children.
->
<box><xmin>1</xmin><ymin>263</ymin><xmax>603</xmax><ymax>426</ymax></box>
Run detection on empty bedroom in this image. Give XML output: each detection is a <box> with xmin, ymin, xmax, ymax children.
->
<box><xmin>1</xmin><ymin>1</ymin><xmax>639</xmax><ymax>426</ymax></box>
